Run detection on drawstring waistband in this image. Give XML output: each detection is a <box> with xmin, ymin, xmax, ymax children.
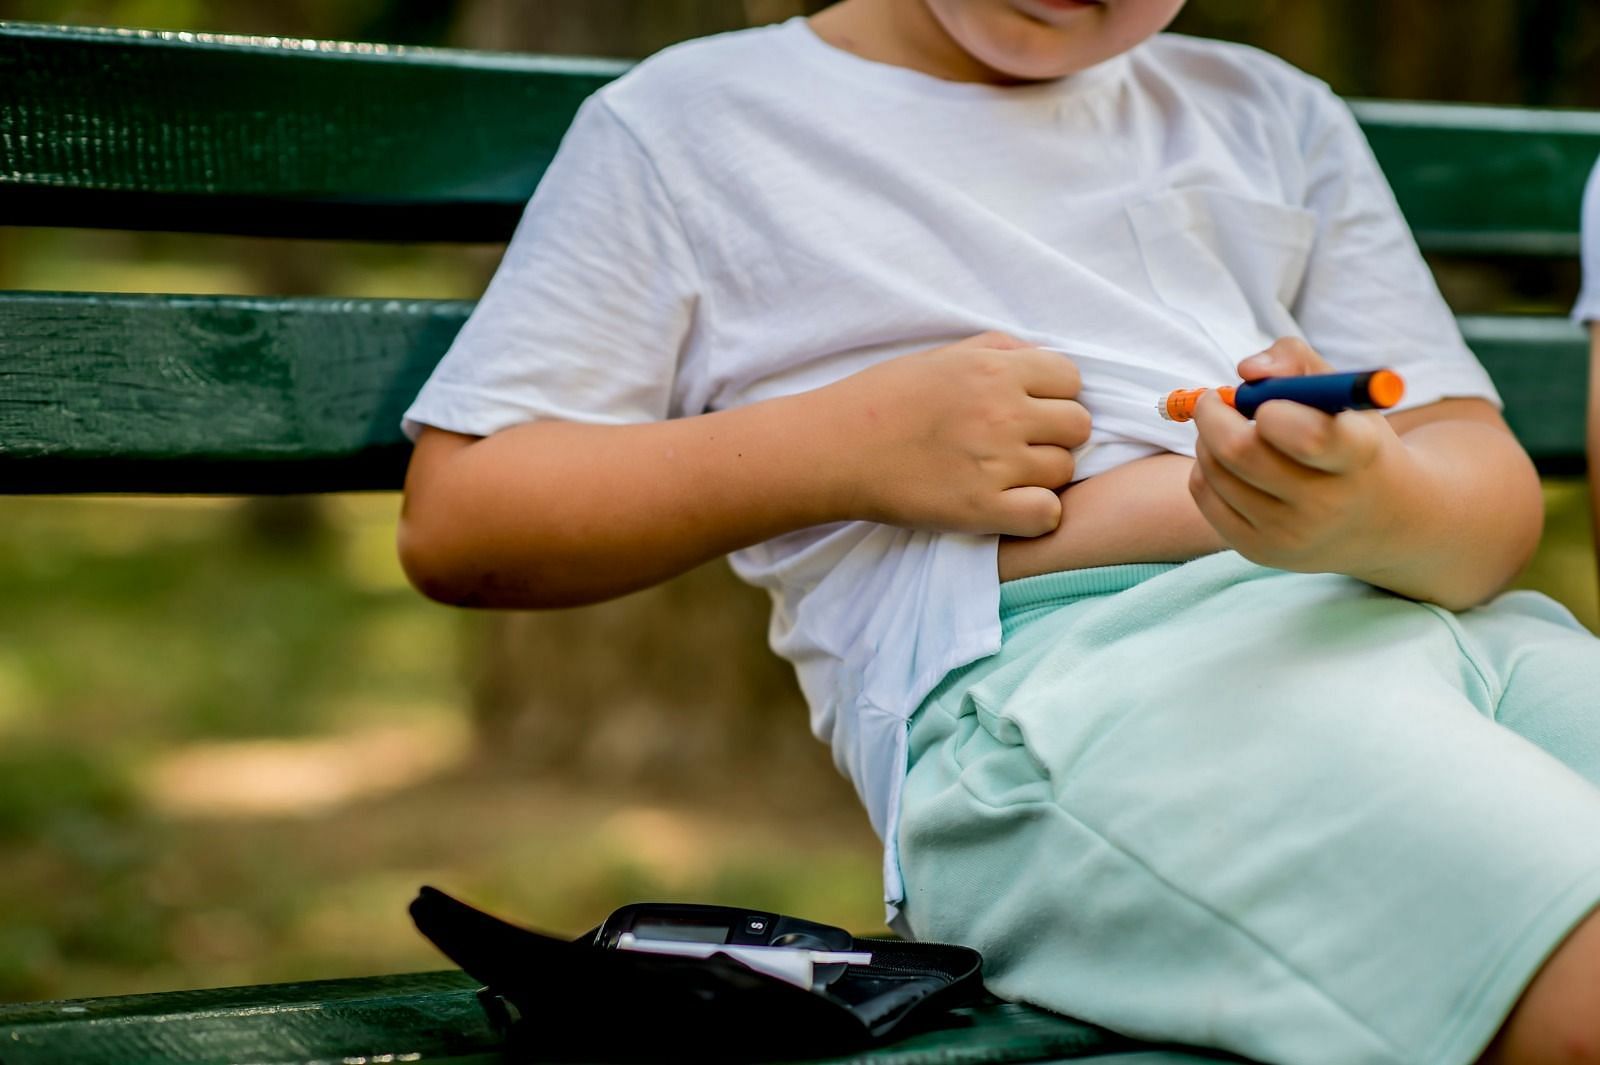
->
<box><xmin>999</xmin><ymin>562</ymin><xmax>1182</xmax><ymax>633</ymax></box>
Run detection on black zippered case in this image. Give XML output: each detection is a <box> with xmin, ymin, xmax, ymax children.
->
<box><xmin>410</xmin><ymin>886</ymin><xmax>986</xmax><ymax>1062</ymax></box>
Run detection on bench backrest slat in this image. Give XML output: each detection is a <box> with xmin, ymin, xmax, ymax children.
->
<box><xmin>0</xmin><ymin>21</ymin><xmax>621</xmax><ymax>242</ymax></box>
<box><xmin>0</xmin><ymin>292</ymin><xmax>1585</xmax><ymax>493</ymax></box>
<box><xmin>3</xmin><ymin>22</ymin><xmax>1598</xmax><ymax>252</ymax></box>
<box><xmin>0</xmin><ymin>291</ymin><xmax>464</xmax><ymax>492</ymax></box>
<box><xmin>1354</xmin><ymin>100</ymin><xmax>1600</xmax><ymax>257</ymax></box>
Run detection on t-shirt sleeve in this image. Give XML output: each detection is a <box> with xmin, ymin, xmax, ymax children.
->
<box><xmin>400</xmin><ymin>94</ymin><xmax>699</xmax><ymax>443</ymax></box>
<box><xmin>1573</xmin><ymin>156</ymin><xmax>1600</xmax><ymax>325</ymax></box>
<box><xmin>1289</xmin><ymin>85</ymin><xmax>1502</xmax><ymax>412</ymax></box>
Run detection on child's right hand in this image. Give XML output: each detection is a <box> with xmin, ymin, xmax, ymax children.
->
<box><xmin>818</xmin><ymin>331</ymin><xmax>1090</xmax><ymax>537</ymax></box>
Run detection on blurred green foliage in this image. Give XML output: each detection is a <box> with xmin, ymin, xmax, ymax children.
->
<box><xmin>0</xmin><ymin>743</ymin><xmax>135</xmax><ymax>843</ymax></box>
<box><xmin>0</xmin><ymin>497</ymin><xmax>453</xmax><ymax>743</ymax></box>
<box><xmin>0</xmin><ymin>495</ymin><xmax>884</xmax><ymax>1001</ymax></box>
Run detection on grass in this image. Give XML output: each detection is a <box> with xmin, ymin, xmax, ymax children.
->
<box><xmin>0</xmin><ymin>493</ymin><xmax>883</xmax><ymax>1002</ymax></box>
<box><xmin>0</xmin><ymin>481</ymin><xmax>1594</xmax><ymax>1003</ymax></box>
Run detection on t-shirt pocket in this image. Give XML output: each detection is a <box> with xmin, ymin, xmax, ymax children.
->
<box><xmin>1126</xmin><ymin>186</ymin><xmax>1317</xmax><ymax>358</ymax></box>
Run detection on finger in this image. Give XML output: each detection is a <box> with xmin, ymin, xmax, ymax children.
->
<box><xmin>1190</xmin><ymin>390</ymin><xmax>1296</xmax><ymax>503</ymax></box>
<box><xmin>1189</xmin><ymin>459</ymin><xmax>1260</xmax><ymax>546</ymax></box>
<box><xmin>1013</xmin><ymin>348</ymin><xmax>1082</xmax><ymax>400</ymax></box>
<box><xmin>1208</xmin><ymin>405</ymin><xmax>1333</xmax><ymax>498</ymax></box>
<box><xmin>1015</xmin><ymin>443</ymin><xmax>1076</xmax><ymax>490</ymax></box>
<box><xmin>1023</xmin><ymin>396</ymin><xmax>1091</xmax><ymax>448</ymax></box>
<box><xmin>1194</xmin><ymin>437</ymin><xmax>1285</xmax><ymax>528</ymax></box>
<box><xmin>996</xmin><ymin>485</ymin><xmax>1063</xmax><ymax>537</ymax></box>
<box><xmin>1255</xmin><ymin>402</ymin><xmax>1384</xmax><ymax>475</ymax></box>
<box><xmin>1236</xmin><ymin>336</ymin><xmax>1334</xmax><ymax>382</ymax></box>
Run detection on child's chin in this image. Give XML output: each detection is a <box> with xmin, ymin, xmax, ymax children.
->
<box><xmin>987</xmin><ymin>54</ymin><xmax>1097</xmax><ymax>84</ymax></box>
<box><xmin>981</xmin><ymin>29</ymin><xmax>1106</xmax><ymax>81</ymax></box>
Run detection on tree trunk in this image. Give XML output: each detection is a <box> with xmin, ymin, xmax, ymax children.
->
<box><xmin>462</xmin><ymin>559</ymin><xmax>849</xmax><ymax>797</ymax></box>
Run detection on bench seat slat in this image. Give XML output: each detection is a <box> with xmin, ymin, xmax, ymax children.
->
<box><xmin>2</xmin><ymin>21</ymin><xmax>1597</xmax><ymax>252</ymax></box>
<box><xmin>0</xmin><ymin>970</ymin><xmax>1138</xmax><ymax>1065</ymax></box>
<box><xmin>0</xmin><ymin>293</ymin><xmax>1587</xmax><ymax>493</ymax></box>
<box><xmin>0</xmin><ymin>971</ymin><xmax>503</xmax><ymax>1065</ymax></box>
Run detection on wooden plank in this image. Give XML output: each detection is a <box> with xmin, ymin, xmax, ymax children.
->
<box><xmin>2</xmin><ymin>22</ymin><xmax>1597</xmax><ymax>251</ymax></box>
<box><xmin>1460</xmin><ymin>314</ymin><xmax>1590</xmax><ymax>475</ymax></box>
<box><xmin>0</xmin><ymin>293</ymin><xmax>1586</xmax><ymax>493</ymax></box>
<box><xmin>0</xmin><ymin>21</ymin><xmax>622</xmax><ymax>242</ymax></box>
<box><xmin>0</xmin><ymin>291</ymin><xmax>464</xmax><ymax>493</ymax></box>
<box><xmin>1351</xmin><ymin>100</ymin><xmax>1600</xmax><ymax>257</ymax></box>
<box><xmin>0</xmin><ymin>972</ymin><xmax>1141</xmax><ymax>1065</ymax></box>
<box><xmin>0</xmin><ymin>971</ymin><xmax>502</xmax><ymax>1065</ymax></box>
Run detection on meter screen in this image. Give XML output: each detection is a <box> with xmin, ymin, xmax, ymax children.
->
<box><xmin>632</xmin><ymin>917</ymin><xmax>731</xmax><ymax>944</ymax></box>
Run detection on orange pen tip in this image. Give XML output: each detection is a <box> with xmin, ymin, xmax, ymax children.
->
<box><xmin>1368</xmin><ymin>370</ymin><xmax>1404</xmax><ymax>409</ymax></box>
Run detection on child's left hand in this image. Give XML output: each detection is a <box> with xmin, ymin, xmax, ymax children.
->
<box><xmin>1188</xmin><ymin>337</ymin><xmax>1411</xmax><ymax>575</ymax></box>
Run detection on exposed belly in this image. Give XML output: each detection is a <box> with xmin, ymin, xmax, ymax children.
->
<box><xmin>996</xmin><ymin>452</ymin><xmax>1228</xmax><ymax>582</ymax></box>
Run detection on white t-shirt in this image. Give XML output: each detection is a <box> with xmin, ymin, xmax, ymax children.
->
<box><xmin>401</xmin><ymin>18</ymin><xmax>1501</xmax><ymax>927</ymax></box>
<box><xmin>1576</xmin><ymin>157</ymin><xmax>1600</xmax><ymax>324</ymax></box>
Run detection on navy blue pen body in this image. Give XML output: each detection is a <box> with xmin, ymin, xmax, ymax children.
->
<box><xmin>1233</xmin><ymin>372</ymin><xmax>1377</xmax><ymax>419</ymax></box>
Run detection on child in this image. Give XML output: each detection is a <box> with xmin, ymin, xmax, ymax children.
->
<box><xmin>397</xmin><ymin>2</ymin><xmax>1600</xmax><ymax>1061</ymax></box>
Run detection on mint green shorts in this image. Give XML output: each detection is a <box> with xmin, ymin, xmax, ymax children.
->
<box><xmin>898</xmin><ymin>551</ymin><xmax>1600</xmax><ymax>1065</ymax></box>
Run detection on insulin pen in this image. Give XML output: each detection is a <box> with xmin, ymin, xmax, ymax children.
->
<box><xmin>1156</xmin><ymin>369</ymin><xmax>1405</xmax><ymax>422</ymax></box>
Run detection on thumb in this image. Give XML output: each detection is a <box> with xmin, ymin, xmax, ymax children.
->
<box><xmin>1237</xmin><ymin>337</ymin><xmax>1333</xmax><ymax>381</ymax></box>
<box><xmin>996</xmin><ymin>486</ymin><xmax>1063</xmax><ymax>538</ymax></box>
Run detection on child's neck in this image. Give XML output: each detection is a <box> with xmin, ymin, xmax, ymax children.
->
<box><xmin>807</xmin><ymin>0</ymin><xmax>1030</xmax><ymax>86</ymax></box>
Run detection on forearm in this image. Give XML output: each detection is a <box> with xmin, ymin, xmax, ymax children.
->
<box><xmin>401</xmin><ymin>332</ymin><xmax>1095</xmax><ymax>608</ymax></box>
<box><xmin>1349</xmin><ymin>418</ymin><xmax>1544</xmax><ymax>611</ymax></box>
<box><xmin>399</xmin><ymin>390</ymin><xmax>850</xmax><ymax>609</ymax></box>
<box><xmin>998</xmin><ymin>453</ymin><xmax>1225</xmax><ymax>581</ymax></box>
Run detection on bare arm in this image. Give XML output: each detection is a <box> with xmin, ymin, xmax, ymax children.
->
<box><xmin>1347</xmin><ymin>398</ymin><xmax>1543</xmax><ymax>610</ymax></box>
<box><xmin>996</xmin><ymin>399</ymin><xmax>1539</xmax><ymax>593</ymax></box>
<box><xmin>997</xmin><ymin>453</ymin><xmax>1227</xmax><ymax>581</ymax></box>
<box><xmin>398</xmin><ymin>397</ymin><xmax>850</xmax><ymax>608</ymax></box>
<box><xmin>399</xmin><ymin>332</ymin><xmax>1090</xmax><ymax>608</ymax></box>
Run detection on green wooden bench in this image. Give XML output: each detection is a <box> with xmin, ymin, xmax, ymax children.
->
<box><xmin>2</xmin><ymin>17</ymin><xmax>1598</xmax><ymax>1065</ymax></box>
